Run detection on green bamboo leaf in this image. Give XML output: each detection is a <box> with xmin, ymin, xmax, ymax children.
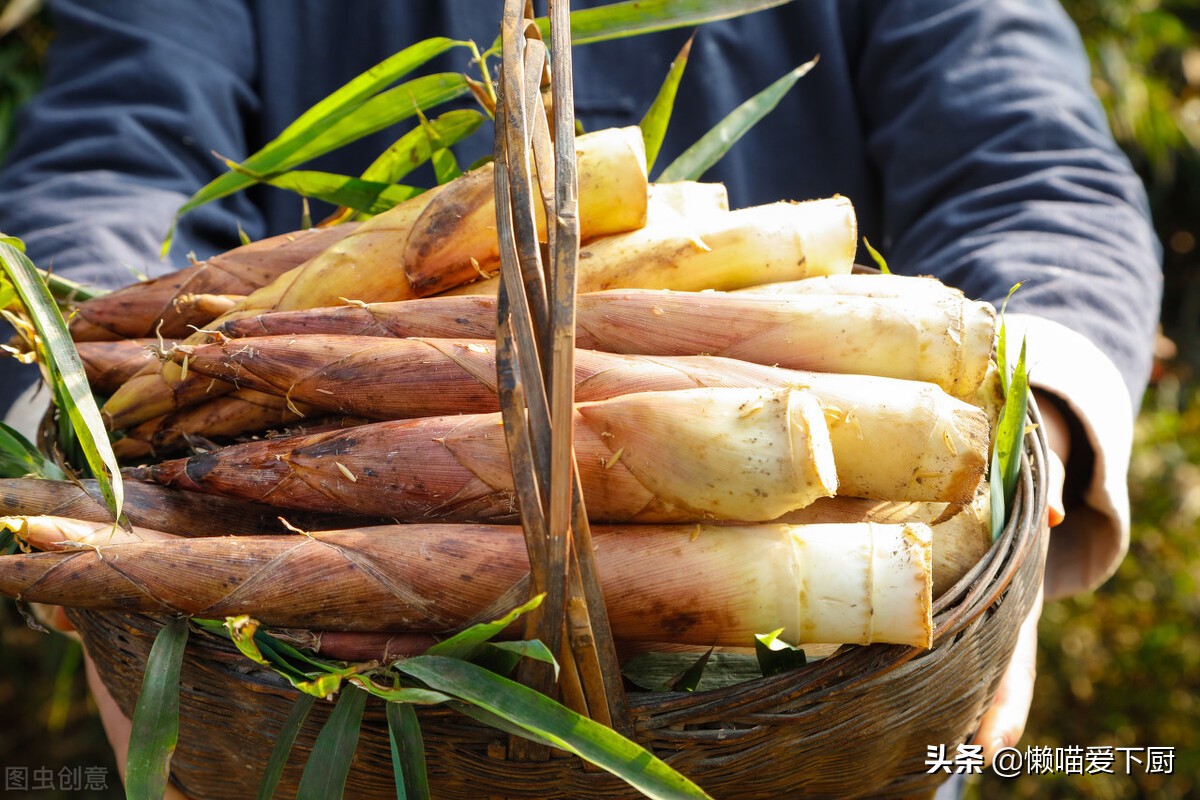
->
<box><xmin>0</xmin><ymin>239</ymin><xmax>123</xmax><ymax>521</ymax></box>
<box><xmin>996</xmin><ymin>282</ymin><xmax>1023</xmax><ymax>398</ymax></box>
<box><xmin>356</xmin><ymin>684</ymin><xmax>450</xmax><ymax>705</ymax></box>
<box><xmin>387</xmin><ymin>702</ymin><xmax>431</xmax><ymax>800</ymax></box>
<box><xmin>446</xmin><ymin>700</ymin><xmax>560</xmax><ymax>749</ymax></box>
<box><xmin>1000</xmin><ymin>340</ymin><xmax>1029</xmax><ymax>503</ymax></box>
<box><xmin>256</xmin><ymin>694</ymin><xmax>316</xmax><ymax>800</ymax></box>
<box><xmin>361</xmin><ymin>109</ymin><xmax>485</xmax><ymax>185</ymax></box>
<box><xmin>2</xmin><ymin>265</ymin><xmax>106</xmax><ymax>304</ymax></box>
<box><xmin>494</xmin><ymin>0</ymin><xmax>797</xmax><ymax>52</ymax></box>
<box><xmin>126</xmin><ymin>618</ymin><xmax>189</xmax><ymax>800</ymax></box>
<box><xmin>658</xmin><ymin>56</ymin><xmax>817</xmax><ymax>182</ymax></box>
<box><xmin>465</xmin><ymin>639</ymin><xmax>559</xmax><ymax>678</ymax></box>
<box><xmin>430</xmin><ymin>147</ymin><xmax>462</xmax><ymax>185</ymax></box>
<box><xmin>424</xmin><ymin>593</ymin><xmax>545</xmax><ymax>661</ymax></box>
<box><xmin>397</xmin><ymin>656</ymin><xmax>713</xmax><ymax>800</ymax></box>
<box><xmin>414</xmin><ymin>107</ymin><xmax>464</xmax><ymax>186</ymax></box>
<box><xmin>754</xmin><ymin>628</ymin><xmax>806</xmax><ymax>677</ymax></box>
<box><xmin>640</xmin><ymin>34</ymin><xmax>694</xmax><ymax>172</ymax></box>
<box><xmin>225</xmin><ymin>165</ymin><xmax>423</xmax><ymax>215</ymax></box>
<box><xmin>0</xmin><ymin>421</ymin><xmax>65</xmax><ymax>480</ymax></box>
<box><xmin>283</xmin><ymin>39</ymin><xmax>466</xmax><ymax>139</ymax></box>
<box><xmin>989</xmin><ymin>436</ymin><xmax>1005</xmax><ymax>541</ymax></box>
<box><xmin>296</xmin><ymin>687</ymin><xmax>367</xmax><ymax>800</ymax></box>
<box><xmin>165</xmin><ymin>70</ymin><xmax>471</xmax><ymax>254</ymax></box>
<box><xmin>0</xmin><ymin>273</ymin><xmax>14</xmax><ymax>308</ymax></box>
<box><xmin>989</xmin><ymin>339</ymin><xmax>1029</xmax><ymax>541</ymax></box>
<box><xmin>220</xmin><ymin>616</ymin><xmax>351</xmax><ymax>697</ymax></box>
<box><xmin>861</xmin><ymin>236</ymin><xmax>891</xmax><ymax>274</ymax></box>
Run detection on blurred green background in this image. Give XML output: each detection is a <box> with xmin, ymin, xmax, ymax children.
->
<box><xmin>1</xmin><ymin>1</ymin><xmax>1198</xmax><ymax>798</ymax></box>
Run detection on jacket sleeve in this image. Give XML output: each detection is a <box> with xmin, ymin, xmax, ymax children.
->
<box><xmin>857</xmin><ymin>0</ymin><xmax>1163</xmax><ymax>595</ymax></box>
<box><xmin>0</xmin><ymin>0</ymin><xmax>264</xmax><ymax>414</ymax></box>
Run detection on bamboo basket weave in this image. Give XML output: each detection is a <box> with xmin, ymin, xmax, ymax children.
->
<box><xmin>68</xmin><ymin>423</ymin><xmax>1048</xmax><ymax>799</ymax></box>
<box><xmin>67</xmin><ymin>1</ymin><xmax>1051</xmax><ymax>796</ymax></box>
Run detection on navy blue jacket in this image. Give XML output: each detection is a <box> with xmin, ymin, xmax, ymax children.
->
<box><xmin>0</xmin><ymin>0</ymin><xmax>1162</xmax><ymax>414</ymax></box>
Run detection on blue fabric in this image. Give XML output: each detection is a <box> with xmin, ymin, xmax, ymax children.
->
<box><xmin>0</xmin><ymin>0</ymin><xmax>1162</xmax><ymax>415</ymax></box>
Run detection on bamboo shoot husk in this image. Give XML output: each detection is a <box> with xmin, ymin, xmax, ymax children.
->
<box><xmin>444</xmin><ymin>195</ymin><xmax>857</xmax><ymax>297</ymax></box>
<box><xmin>0</xmin><ymin>521</ymin><xmax>931</xmax><ymax>647</ymax></box>
<box><xmin>67</xmin><ymin>225</ymin><xmax>356</xmax><ymax>341</ymax></box>
<box><xmin>100</xmin><ymin>127</ymin><xmax>650</xmax><ymax>429</ymax></box>
<box><xmin>0</xmin><ymin>478</ymin><xmax>363</xmax><ymax>537</ymax></box>
<box><xmin>132</xmin><ymin>387</ymin><xmax>837</xmax><ymax>523</ymax></box>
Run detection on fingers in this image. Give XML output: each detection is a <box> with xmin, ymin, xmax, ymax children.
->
<box><xmin>1031</xmin><ymin>390</ymin><xmax>1069</xmax><ymax>528</ymax></box>
<box><xmin>1046</xmin><ymin>450</ymin><xmax>1066</xmax><ymax>527</ymax></box>
<box><xmin>973</xmin><ymin>584</ymin><xmax>1045</xmax><ymax>765</ymax></box>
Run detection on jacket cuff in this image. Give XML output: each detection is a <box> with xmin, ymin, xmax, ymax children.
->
<box><xmin>1004</xmin><ymin>313</ymin><xmax>1134</xmax><ymax>598</ymax></box>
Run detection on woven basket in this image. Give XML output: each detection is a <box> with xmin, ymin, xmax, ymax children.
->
<box><xmin>68</xmin><ymin>401</ymin><xmax>1048</xmax><ymax>800</ymax></box>
<box><xmin>64</xmin><ymin>2</ymin><xmax>1049</xmax><ymax>795</ymax></box>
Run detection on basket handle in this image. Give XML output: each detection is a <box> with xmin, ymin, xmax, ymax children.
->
<box><xmin>492</xmin><ymin>0</ymin><xmax>631</xmax><ymax>758</ymax></box>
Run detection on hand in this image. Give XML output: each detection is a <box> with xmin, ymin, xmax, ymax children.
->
<box><xmin>974</xmin><ymin>392</ymin><xmax>1069</xmax><ymax>765</ymax></box>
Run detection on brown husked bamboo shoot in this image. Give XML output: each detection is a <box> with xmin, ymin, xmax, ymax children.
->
<box><xmin>576</xmin><ymin>290</ymin><xmax>994</xmax><ymax>397</ymax></box>
<box><xmin>100</xmin><ymin>127</ymin><xmax>650</xmax><ymax>430</ymax></box>
<box><xmin>445</xmin><ymin>195</ymin><xmax>857</xmax><ymax>297</ymax></box>
<box><xmin>209</xmin><ymin>284</ymin><xmax>995</xmax><ymax>397</ymax></box>
<box><xmin>166</xmin><ymin>337</ymin><xmax>987</xmax><ymax>503</ymax></box>
<box><xmin>0</xmin><ymin>478</ymin><xmax>365</xmax><ymax>537</ymax></box>
<box><xmin>132</xmin><ymin>387</ymin><xmax>837</xmax><ymax>523</ymax></box>
<box><xmin>0</xmin><ymin>522</ymin><xmax>931</xmax><ymax>647</ymax></box>
<box><xmin>76</xmin><ymin>339</ymin><xmax>173</xmax><ymax>396</ymax></box>
<box><xmin>67</xmin><ymin>225</ymin><xmax>356</xmax><ymax>341</ymax></box>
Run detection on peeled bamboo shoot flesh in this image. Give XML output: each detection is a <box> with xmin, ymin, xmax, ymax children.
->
<box><xmin>445</xmin><ymin>195</ymin><xmax>857</xmax><ymax>296</ymax></box>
